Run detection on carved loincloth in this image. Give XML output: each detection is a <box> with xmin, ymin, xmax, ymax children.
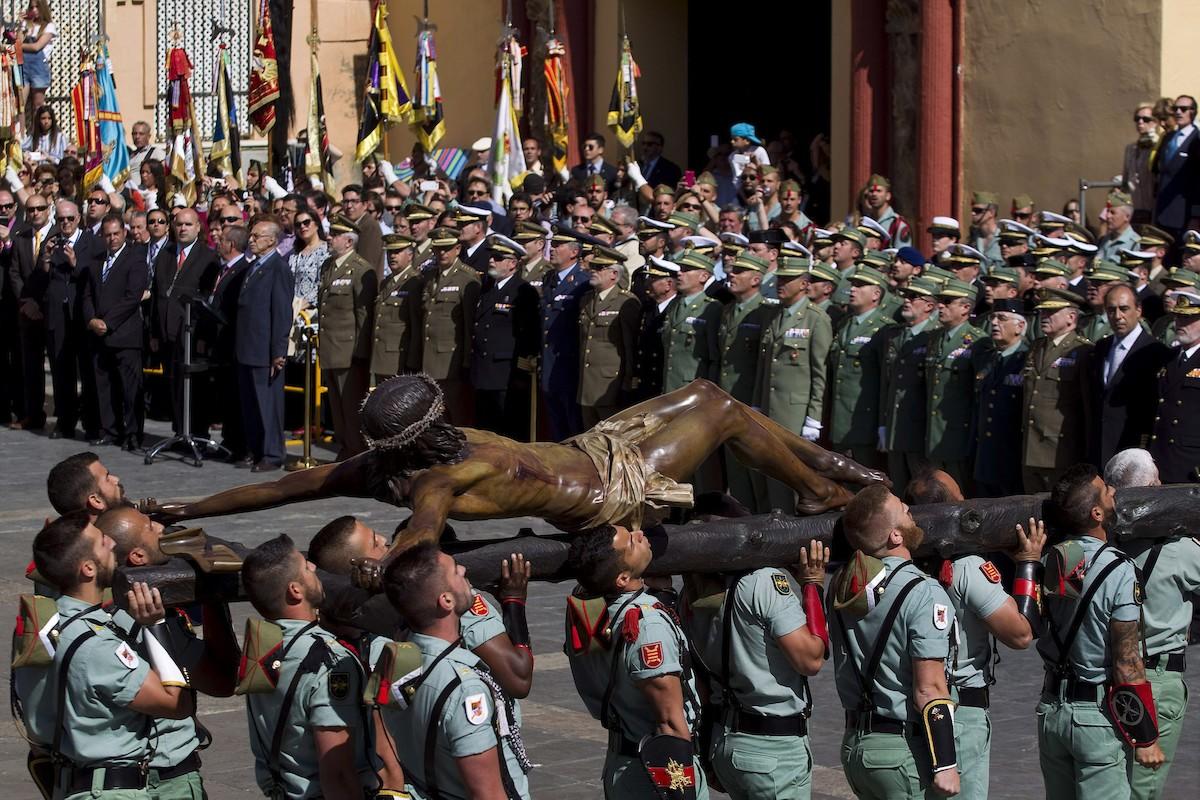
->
<box><xmin>565</xmin><ymin>412</ymin><xmax>694</xmax><ymax>530</ymax></box>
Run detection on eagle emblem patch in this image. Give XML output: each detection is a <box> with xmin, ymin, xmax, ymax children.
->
<box><xmin>772</xmin><ymin>573</ymin><xmax>793</xmax><ymax>595</ymax></box>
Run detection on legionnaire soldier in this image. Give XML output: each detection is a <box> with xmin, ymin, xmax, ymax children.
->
<box><xmin>370</xmin><ymin>234</ymin><xmax>423</xmax><ymax>384</ymax></box>
<box><xmin>565</xmin><ymin>525</ymin><xmax>708</xmax><ymax>800</ymax></box>
<box><xmin>828</xmin><ymin>486</ymin><xmax>960</xmax><ymax>798</ymax></box>
<box><xmin>318</xmin><ymin>214</ymin><xmax>379</xmax><ymax>460</ymax></box>
<box><xmin>513</xmin><ymin>221</ymin><xmax>550</xmax><ymax>294</ymax></box>
<box><xmin>1103</xmin><ymin>449</ymin><xmax>1200</xmax><ymax>799</ymax></box>
<box><xmin>752</xmin><ymin>256</ymin><xmax>833</xmax><ymax>513</ymax></box>
<box><xmin>662</xmin><ymin>253</ymin><xmax>721</xmax><ymax>393</ymax></box>
<box><xmin>681</xmin><ymin>541</ymin><xmax>831</xmax><ymax>799</ymax></box>
<box><xmin>416</xmin><ymin>226</ymin><xmax>481</xmax><ymax>424</ymax></box>
<box><xmin>1097</xmin><ymin>191</ymin><xmax>1142</xmax><ymax>263</ymax></box>
<box><xmin>925</xmin><ymin>279</ymin><xmax>993</xmax><ymax>491</ymax></box>
<box><xmin>578</xmin><ymin>246</ymin><xmax>641</xmax><ymax>427</ymax></box>
<box><xmin>879</xmin><ymin>276</ymin><xmax>941</xmax><ymax>495</ymax></box>
<box><xmin>862</xmin><ymin>174</ymin><xmax>913</xmax><ymax>248</ymax></box>
<box><xmin>1035</xmin><ymin>465</ymin><xmax>1165</xmax><ymax>799</ymax></box>
<box><xmin>380</xmin><ymin>545</ymin><xmax>533</xmax><ymax>799</ymax></box>
<box><xmin>973</xmin><ymin>299</ymin><xmax>1030</xmax><ymax>496</ymax></box>
<box><xmin>969</xmin><ymin>191</ymin><xmax>1004</xmax><ymax>268</ymax></box>
<box><xmin>828</xmin><ymin>265</ymin><xmax>896</xmax><ymax>472</ymax></box>
<box><xmin>630</xmin><ymin>257</ymin><xmax>678</xmax><ymax>403</ymax></box>
<box><xmin>1022</xmin><ymin>288</ymin><xmax>1095</xmax><ymax>493</ymax></box>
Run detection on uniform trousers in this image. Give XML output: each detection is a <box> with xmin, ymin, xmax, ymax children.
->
<box><xmin>237</xmin><ymin>364</ymin><xmax>285</xmax><ymax>466</ymax></box>
<box><xmin>1037</xmin><ymin>687</ymin><xmax>1131</xmax><ymax>800</ymax></box>
<box><xmin>947</xmin><ymin>700</ymin><xmax>990</xmax><ymax>800</ymax></box>
<box><xmin>146</xmin><ymin>767</ymin><xmax>205</xmax><ymax>800</ymax></box>
<box><xmin>1130</xmin><ymin>662</ymin><xmax>1188</xmax><ymax>800</ymax></box>
<box><xmin>712</xmin><ymin>727</ymin><xmax>812</xmax><ymax>800</ymax></box>
<box><xmin>324</xmin><ymin>361</ymin><xmax>369</xmax><ymax>460</ymax></box>
<box><xmin>840</xmin><ymin>728</ymin><xmax>929</xmax><ymax>799</ymax></box>
<box><xmin>93</xmin><ymin>346</ymin><xmax>141</xmax><ymax>441</ymax></box>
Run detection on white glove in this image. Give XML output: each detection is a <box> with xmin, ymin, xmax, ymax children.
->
<box><xmin>801</xmin><ymin>416</ymin><xmax>822</xmax><ymax>442</ymax></box>
<box><xmin>558</xmin><ymin>166</ymin><xmax>570</xmax><ymax>183</ymax></box>
<box><xmin>262</xmin><ymin>175</ymin><xmax>287</xmax><ymax>199</ymax></box>
<box><xmin>310</xmin><ymin>176</ymin><xmax>324</xmax><ymax>192</ymax></box>
<box><xmin>170</xmin><ymin>193</ymin><xmax>187</xmax><ymax>209</ymax></box>
<box><xmin>378</xmin><ymin>159</ymin><xmax>398</xmax><ymax>186</ymax></box>
<box><xmin>5</xmin><ymin>165</ymin><xmax>23</xmax><ymax>192</ymax></box>
<box><xmin>625</xmin><ymin>159</ymin><xmax>647</xmax><ymax>189</ymax></box>
<box><xmin>876</xmin><ymin>426</ymin><xmax>887</xmax><ymax>452</ymax></box>
<box><xmin>98</xmin><ymin>174</ymin><xmax>116</xmax><ymax>194</ymax></box>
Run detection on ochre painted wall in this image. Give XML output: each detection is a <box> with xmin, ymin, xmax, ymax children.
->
<box><xmin>1161</xmin><ymin>0</ymin><xmax>1200</xmax><ymax>99</ymax></box>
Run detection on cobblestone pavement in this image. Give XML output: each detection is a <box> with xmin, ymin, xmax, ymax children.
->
<box><xmin>1</xmin><ymin>420</ymin><xmax>1196</xmax><ymax>798</ymax></box>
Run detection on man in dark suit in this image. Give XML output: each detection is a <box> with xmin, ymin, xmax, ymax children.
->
<box><xmin>637</xmin><ymin>130</ymin><xmax>683</xmax><ymax>192</ymax></box>
<box><xmin>150</xmin><ymin>207</ymin><xmax>220</xmax><ymax>437</ymax></box>
<box><xmin>0</xmin><ymin>188</ymin><xmax>24</xmax><ymax>425</ymax></box>
<box><xmin>1150</xmin><ymin>289</ymin><xmax>1200</xmax><ymax>482</ymax></box>
<box><xmin>1091</xmin><ymin>285</ymin><xmax>1172</xmax><ymax>468</ymax></box>
<box><xmin>43</xmin><ymin>199</ymin><xmax>101</xmax><ymax>440</ymax></box>
<box><xmin>235</xmin><ymin>219</ymin><xmax>294</xmax><ymax>472</ymax></box>
<box><xmin>569</xmin><ymin>132</ymin><xmax>619</xmax><ymax>193</ymax></box>
<box><xmin>1153</xmin><ymin>95</ymin><xmax>1200</xmax><ymax>248</ymax></box>
<box><xmin>5</xmin><ymin>194</ymin><xmax>54</xmax><ymax>429</ymax></box>
<box><xmin>204</xmin><ymin>224</ymin><xmax>250</xmax><ymax>461</ymax></box>
<box><xmin>82</xmin><ymin>214</ymin><xmax>147</xmax><ymax>448</ymax></box>
<box><xmin>470</xmin><ymin>234</ymin><xmax>539</xmax><ymax>439</ymax></box>
<box><xmin>540</xmin><ymin>227</ymin><xmax>592</xmax><ymax>440</ymax></box>
<box><xmin>341</xmin><ymin>184</ymin><xmax>383</xmax><ymax>278</ymax></box>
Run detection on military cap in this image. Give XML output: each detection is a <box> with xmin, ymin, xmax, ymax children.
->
<box><xmin>944</xmin><ymin>243</ymin><xmax>985</xmax><ymax>265</ymax></box>
<box><xmin>487</xmin><ymin>233</ymin><xmax>524</xmax><ymax>259</ymax></box>
<box><xmin>328</xmin><ymin>214</ymin><xmax>360</xmax><ymax>235</ymax></box>
<box><xmin>1086</xmin><ymin>261</ymin><xmax>1127</xmax><ymax>283</ymax></box>
<box><xmin>812</xmin><ymin>228</ymin><xmax>835</xmax><ymax>247</ymax></box>
<box><xmin>453</xmin><ymin>204</ymin><xmax>491</xmax><ymax>224</ymax></box>
<box><xmin>866</xmin><ymin>173</ymin><xmax>892</xmax><ymax>189</ymax></box>
<box><xmin>512</xmin><ymin>220</ymin><xmax>548</xmax><ymax>242</ymax></box>
<box><xmin>1034</xmin><ymin>258</ymin><xmax>1071</xmax><ymax>278</ymax></box>
<box><xmin>667</xmin><ymin>210</ymin><xmax>700</xmax><ymax>232</ymax></box>
<box><xmin>1064</xmin><ymin>223</ymin><xmax>1097</xmax><ymax>246</ymax></box>
<box><xmin>720</xmin><ymin>231</ymin><xmax>749</xmax><ymax>247</ymax></box>
<box><xmin>972</xmin><ymin>191</ymin><xmax>1000</xmax><ymax>207</ymax></box>
<box><xmin>645</xmin><ymin>255</ymin><xmax>680</xmax><ymax>278</ymax></box>
<box><xmin>781</xmin><ymin>241</ymin><xmax>812</xmax><ymax>258</ymax></box>
<box><xmin>1007</xmin><ymin>253</ymin><xmax>1038</xmax><ymax>270</ymax></box>
<box><xmin>682</xmin><ymin>235</ymin><xmax>721</xmax><ymax>255</ymax></box>
<box><xmin>860</xmin><ymin>250</ymin><xmax>893</xmax><ymax>270</ymax></box>
<box><xmin>924</xmin><ymin>264</ymin><xmax>959</xmax><ymax>283</ymax></box>
<box><xmin>982</xmin><ymin>266</ymin><xmax>1019</xmax><ymax>284</ymax></box>
<box><xmin>927</xmin><ymin>216</ymin><xmax>961</xmax><ymax>236</ymax></box>
<box><xmin>382</xmin><ymin>233</ymin><xmax>417</xmax><ymax>252</ymax></box>
<box><xmin>807</xmin><ymin>262</ymin><xmax>841</xmax><ymax>284</ymax></box>
<box><xmin>832</xmin><ymin>227</ymin><xmax>868</xmax><ymax>249</ymax></box>
<box><xmin>675</xmin><ymin>251</ymin><xmax>716</xmax><ymax>272</ymax></box>
<box><xmin>1012</xmin><ymin>194</ymin><xmax>1036</xmax><ymax>211</ymax></box>
<box><xmin>938</xmin><ymin>278</ymin><xmax>978</xmax><ymax>302</ymax></box>
<box><xmin>776</xmin><ymin>256</ymin><xmax>813</xmax><ymax>278</ymax></box>
<box><xmin>729</xmin><ymin>252</ymin><xmax>770</xmax><ymax>273</ymax></box>
<box><xmin>858</xmin><ymin>215</ymin><xmax>890</xmax><ymax>244</ymax></box>
<box><xmin>589</xmin><ymin>244</ymin><xmax>627</xmax><ymax>267</ymax></box>
<box><xmin>849</xmin><ymin>265</ymin><xmax>889</xmax><ymax>288</ymax></box>
<box><xmin>428</xmin><ymin>226</ymin><xmax>461</xmax><ymax>247</ymax></box>
<box><xmin>550</xmin><ymin>225</ymin><xmax>583</xmax><ymax>246</ymax></box>
<box><xmin>1169</xmin><ymin>289</ymin><xmax>1200</xmax><ymax>315</ymax></box>
<box><xmin>587</xmin><ymin>215</ymin><xmax>620</xmax><ymax>237</ymax></box>
<box><xmin>1118</xmin><ymin>248</ymin><xmax>1155</xmax><ymax>267</ymax></box>
<box><xmin>998</xmin><ymin>218</ymin><xmax>1036</xmax><ymax>241</ymax></box>
<box><xmin>900</xmin><ymin>276</ymin><xmax>943</xmax><ymax>298</ymax></box>
<box><xmin>1034</xmin><ymin>287</ymin><xmax>1088</xmax><ymax>311</ymax></box>
<box><xmin>637</xmin><ymin>215</ymin><xmax>674</xmax><ymax>237</ymax></box>
<box><xmin>896</xmin><ymin>246</ymin><xmax>927</xmax><ymax>266</ymax></box>
<box><xmin>1136</xmin><ymin>224</ymin><xmax>1174</xmax><ymax>248</ymax></box>
<box><xmin>1182</xmin><ymin>230</ymin><xmax>1200</xmax><ymax>253</ymax></box>
<box><xmin>1162</xmin><ymin>268</ymin><xmax>1200</xmax><ymax>289</ymax></box>
<box><xmin>1063</xmin><ymin>235</ymin><xmax>1098</xmax><ymax>255</ymax></box>
<box><xmin>653</xmin><ymin>184</ymin><xmax>676</xmax><ymax>197</ymax></box>
<box><xmin>696</xmin><ymin>171</ymin><xmax>718</xmax><ymax>188</ymax></box>
<box><xmin>1037</xmin><ymin>210</ymin><xmax>1071</xmax><ymax>232</ymax></box>
<box><xmin>747</xmin><ymin>228</ymin><xmax>786</xmax><ymax>246</ymax></box>
<box><xmin>1106</xmin><ymin>189</ymin><xmax>1134</xmax><ymax>209</ymax></box>
<box><xmin>991</xmin><ymin>298</ymin><xmax>1026</xmax><ymax>315</ymax></box>
<box><xmin>402</xmin><ymin>202</ymin><xmax>437</xmax><ymax>221</ymax></box>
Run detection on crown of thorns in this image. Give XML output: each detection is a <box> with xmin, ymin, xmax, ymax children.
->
<box><xmin>361</xmin><ymin>374</ymin><xmax>446</xmax><ymax>452</ymax></box>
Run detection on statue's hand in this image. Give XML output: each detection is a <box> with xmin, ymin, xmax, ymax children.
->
<box><xmin>351</xmin><ymin>557</ymin><xmax>385</xmax><ymax>593</ymax></box>
<box><xmin>148</xmin><ymin>502</ymin><xmax>189</xmax><ymax>522</ymax></box>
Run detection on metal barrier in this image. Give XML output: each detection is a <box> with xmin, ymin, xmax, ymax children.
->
<box><xmin>285</xmin><ymin>308</ymin><xmax>328</xmax><ymax>451</ymax></box>
<box><xmin>1078</xmin><ymin>178</ymin><xmax>1121</xmax><ymax>227</ymax></box>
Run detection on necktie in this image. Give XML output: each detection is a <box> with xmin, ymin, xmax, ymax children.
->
<box><xmin>177</xmin><ymin>247</ymin><xmax>186</xmax><ymax>273</ymax></box>
<box><xmin>1105</xmin><ymin>343</ymin><xmax>1122</xmax><ymax>384</ymax></box>
<box><xmin>589</xmin><ymin>163</ymin><xmax>597</xmax><ymax>175</ymax></box>
<box><xmin>33</xmin><ymin>230</ymin><xmax>42</xmax><ymax>258</ymax></box>
<box><xmin>1164</xmin><ymin>130</ymin><xmax>1185</xmax><ymax>164</ymax></box>
<box><xmin>102</xmin><ymin>253</ymin><xmax>114</xmax><ymax>283</ymax></box>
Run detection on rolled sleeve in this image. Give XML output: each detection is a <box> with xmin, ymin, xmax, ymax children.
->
<box><xmin>627</xmin><ymin>617</ymin><xmax>682</xmax><ymax>681</ymax></box>
<box><xmin>442</xmin><ymin>678</ymin><xmax>499</xmax><ymax>758</ymax></box>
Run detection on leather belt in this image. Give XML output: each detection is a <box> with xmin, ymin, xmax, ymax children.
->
<box><xmin>150</xmin><ymin>751</ymin><xmax>201</xmax><ymax>781</ymax></box>
<box><xmin>610</xmin><ymin>730</ymin><xmax>641</xmax><ymax>758</ymax></box>
<box><xmin>729</xmin><ymin>709</ymin><xmax>808</xmax><ymax>737</ymax></box>
<box><xmin>1042</xmin><ymin>672</ymin><xmax>1105</xmax><ymax>702</ymax></box>
<box><xmin>67</xmin><ymin>765</ymin><xmax>146</xmax><ymax>793</ymax></box>
<box><xmin>1145</xmin><ymin>651</ymin><xmax>1186</xmax><ymax>672</ymax></box>
<box><xmin>844</xmin><ymin>711</ymin><xmax>912</xmax><ymax>735</ymax></box>
<box><xmin>955</xmin><ymin>686</ymin><xmax>990</xmax><ymax>708</ymax></box>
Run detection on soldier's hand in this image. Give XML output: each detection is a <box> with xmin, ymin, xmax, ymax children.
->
<box><xmin>351</xmin><ymin>557</ymin><xmax>385</xmax><ymax>593</ymax></box>
<box><xmin>499</xmin><ymin>552</ymin><xmax>531</xmax><ymax>601</ymax></box>
<box><xmin>127</xmin><ymin>581</ymin><xmax>166</xmax><ymax>626</ymax></box>
<box><xmin>1135</xmin><ymin>742</ymin><xmax>1166</xmax><ymax>770</ymax></box>
<box><xmin>795</xmin><ymin>539</ymin><xmax>829</xmax><ymax>584</ymax></box>
<box><xmin>930</xmin><ymin>768</ymin><xmax>960</xmax><ymax>796</ymax></box>
<box><xmin>1014</xmin><ymin>517</ymin><xmax>1046</xmax><ymax>562</ymax></box>
<box><xmin>136</xmin><ymin>497</ymin><xmax>158</xmax><ymax>513</ymax></box>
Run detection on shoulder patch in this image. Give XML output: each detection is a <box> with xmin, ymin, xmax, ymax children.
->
<box><xmin>980</xmin><ymin>561</ymin><xmax>1001</xmax><ymax>584</ymax></box>
<box><xmin>463</xmin><ymin>692</ymin><xmax>489</xmax><ymax>725</ymax></box>
<box><xmin>470</xmin><ymin>595</ymin><xmax>489</xmax><ymax>616</ymax></box>
<box><xmin>328</xmin><ymin>671</ymin><xmax>350</xmax><ymax>700</ymax></box>
<box><xmin>114</xmin><ymin>640</ymin><xmax>139</xmax><ymax>670</ymax></box>
<box><xmin>640</xmin><ymin>642</ymin><xmax>664</xmax><ymax>669</ymax></box>
<box><xmin>1133</xmin><ymin>581</ymin><xmax>1143</xmax><ymax>606</ymax></box>
<box><xmin>933</xmin><ymin>603</ymin><xmax>950</xmax><ymax>631</ymax></box>
<box><xmin>771</xmin><ymin>573</ymin><xmax>792</xmax><ymax>595</ymax></box>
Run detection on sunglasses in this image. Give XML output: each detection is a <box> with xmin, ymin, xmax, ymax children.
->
<box><xmin>571</xmin><ymin>216</ymin><xmax>591</xmax><ymax>224</ymax></box>
<box><xmin>219</xmin><ymin>216</ymin><xmax>241</xmax><ymax>224</ymax></box>
<box><xmin>385</xmin><ymin>205</ymin><xmax>404</xmax><ymax>213</ymax></box>
<box><xmin>0</xmin><ymin>202</ymin><xmax>14</xmax><ymax>209</ymax></box>
<box><xmin>59</xmin><ymin>214</ymin><xmax>77</xmax><ymax>221</ymax></box>
<box><xmin>466</xmin><ymin>190</ymin><xmax>488</xmax><ymax>197</ymax></box>
<box><xmin>26</xmin><ymin>205</ymin><xmax>48</xmax><ymax>212</ymax></box>
<box><xmin>1174</xmin><ymin>105</ymin><xmax>1195</xmax><ymax>112</ymax></box>
<box><xmin>1134</xmin><ymin>115</ymin><xmax>1155</xmax><ymax>123</ymax></box>
<box><xmin>679</xmin><ymin>203</ymin><xmax>701</xmax><ymax>211</ymax></box>
<box><xmin>971</xmin><ymin>206</ymin><xmax>988</xmax><ymax>214</ymax></box>
<box><xmin>296</xmin><ymin>218</ymin><xmax>315</xmax><ymax>228</ymax></box>
<box><xmin>89</xmin><ymin>197</ymin><xmax>109</xmax><ymax>205</ymax></box>
<box><xmin>148</xmin><ymin>218</ymin><xmax>168</xmax><ymax>225</ymax></box>
<box><xmin>1013</xmin><ymin>211</ymin><xmax>1032</xmax><ymax>219</ymax></box>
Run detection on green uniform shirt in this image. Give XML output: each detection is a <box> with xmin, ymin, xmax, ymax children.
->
<box><xmin>662</xmin><ymin>291</ymin><xmax>721</xmax><ymax>392</ymax></box>
<box><xmin>1097</xmin><ymin>225</ymin><xmax>1141</xmax><ymax>263</ymax></box>
<box><xmin>926</xmin><ymin>321</ymin><xmax>992</xmax><ymax>460</ymax></box>
<box><xmin>578</xmin><ymin>285</ymin><xmax>641</xmax><ymax>407</ymax></box>
<box><xmin>718</xmin><ymin>293</ymin><xmax>771</xmax><ymax>402</ymax></box>
<box><xmin>687</xmin><ymin>569</ymin><xmax>810</xmax><ymax>717</ymax></box>
<box><xmin>1124</xmin><ymin>536</ymin><xmax>1200</xmax><ymax>656</ymax></box>
<box><xmin>753</xmin><ymin>296</ymin><xmax>833</xmax><ymax>429</ymax></box>
<box><xmin>1079</xmin><ymin>311</ymin><xmax>1111</xmax><ymax>345</ymax></box>
<box><xmin>943</xmin><ymin>556</ymin><xmax>1009</xmax><ymax>689</ymax></box>
<box><xmin>370</xmin><ymin>263</ymin><xmax>424</xmax><ymax>377</ymax></box>
<box><xmin>392</xmin><ymin>633</ymin><xmax>530</xmax><ymax>800</ymax></box>
<box><xmin>971</xmin><ymin>232</ymin><xmax>1004</xmax><ymax>270</ymax></box>
<box><xmin>317</xmin><ymin>251</ymin><xmax>378</xmax><ymax>370</ymax></box>
<box><xmin>246</xmin><ymin>619</ymin><xmax>375</xmax><ymax>799</ymax></box>
<box><xmin>829</xmin><ymin>306</ymin><xmax>896</xmax><ymax>447</ymax></box>
<box><xmin>1036</xmin><ymin>539</ymin><xmax>1139</xmax><ymax>684</ymax></box>
<box><xmin>830</xmin><ymin>558</ymin><xmax>954</xmax><ymax>721</ymax></box>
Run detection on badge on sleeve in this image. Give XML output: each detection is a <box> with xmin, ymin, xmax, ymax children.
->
<box><xmin>771</xmin><ymin>573</ymin><xmax>793</xmax><ymax>595</ymax></box>
<box><xmin>329</xmin><ymin>672</ymin><xmax>350</xmax><ymax>700</ymax></box>
<box><xmin>933</xmin><ymin>604</ymin><xmax>950</xmax><ymax>630</ymax></box>
<box><xmin>464</xmin><ymin>692</ymin><xmax>489</xmax><ymax>725</ymax></box>
<box><xmin>470</xmin><ymin>595</ymin><xmax>489</xmax><ymax>616</ymax></box>
<box><xmin>115</xmin><ymin>641</ymin><xmax>139</xmax><ymax>670</ymax></box>
<box><xmin>1133</xmin><ymin>581</ymin><xmax>1143</xmax><ymax>605</ymax></box>
<box><xmin>640</xmin><ymin>642</ymin><xmax>664</xmax><ymax>669</ymax></box>
<box><xmin>980</xmin><ymin>561</ymin><xmax>1001</xmax><ymax>584</ymax></box>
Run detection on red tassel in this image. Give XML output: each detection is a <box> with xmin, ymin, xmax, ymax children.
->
<box><xmin>622</xmin><ymin>606</ymin><xmax>642</xmax><ymax>643</ymax></box>
<box><xmin>938</xmin><ymin>560</ymin><xmax>954</xmax><ymax>587</ymax></box>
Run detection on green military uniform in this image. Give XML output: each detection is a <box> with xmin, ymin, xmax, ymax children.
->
<box><xmin>521</xmin><ymin>256</ymin><xmax>551</xmax><ymax>295</ymax></box>
<box><xmin>417</xmin><ymin>256</ymin><xmax>481</xmax><ymax>380</ymax></box>
<box><xmin>1036</xmin><ymin>539</ymin><xmax>1140</xmax><ymax>800</ymax></box>
<box><xmin>1022</xmin><ymin>289</ymin><xmax>1095</xmax><ymax>492</ymax></box>
<box><xmin>880</xmin><ymin>280</ymin><xmax>939</xmax><ymax>494</ymax></box>
<box><xmin>925</xmin><ymin>284</ymin><xmax>992</xmax><ymax>489</ymax></box>
<box><xmin>246</xmin><ymin>619</ymin><xmax>377</xmax><ymax>798</ymax></box>
<box><xmin>830</xmin><ymin>557</ymin><xmax>955</xmax><ymax>799</ymax></box>
<box><xmin>389</xmin><ymin>633</ymin><xmax>530</xmax><ymax>800</ymax></box>
<box><xmin>1123</xmin><ymin>536</ymin><xmax>1200</xmax><ymax>800</ymax></box>
<box><xmin>683</xmin><ymin>569</ymin><xmax>816</xmax><ymax>799</ymax></box>
<box><xmin>829</xmin><ymin>267</ymin><xmax>896</xmax><ymax>469</ymax></box>
<box><xmin>568</xmin><ymin>590</ymin><xmax>708</xmax><ymax>800</ymax></box>
<box><xmin>370</xmin><ymin>261</ymin><xmax>423</xmax><ymax>382</ymax></box>
<box><xmin>1078</xmin><ymin>310</ymin><xmax>1111</xmax><ymax>344</ymax></box>
<box><xmin>1098</xmin><ymin>225</ymin><xmax>1141</xmax><ymax>264</ymax></box>
<box><xmin>752</xmin><ymin>287</ymin><xmax>833</xmax><ymax>513</ymax></box>
<box><xmin>662</xmin><ymin>289</ymin><xmax>721</xmax><ymax>392</ymax></box>
<box><xmin>577</xmin><ymin>282</ymin><xmax>640</xmax><ymax>426</ymax></box>
<box><xmin>940</xmin><ymin>555</ymin><xmax>1011</xmax><ymax>800</ymax></box>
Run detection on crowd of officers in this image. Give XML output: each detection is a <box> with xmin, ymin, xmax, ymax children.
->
<box><xmin>14</xmin><ymin>447</ymin><xmax>1199</xmax><ymax>799</ymax></box>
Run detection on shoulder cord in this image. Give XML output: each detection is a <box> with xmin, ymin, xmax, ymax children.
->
<box><xmin>470</xmin><ymin>665</ymin><xmax>527</xmax><ymax>799</ymax></box>
<box><xmin>248</xmin><ymin>621</ymin><xmax>320</xmax><ymax>793</ymax></box>
<box><xmin>1047</xmin><ymin>545</ymin><xmax>1125</xmax><ymax>678</ymax></box>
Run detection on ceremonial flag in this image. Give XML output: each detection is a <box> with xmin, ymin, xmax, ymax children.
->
<box><xmin>542</xmin><ymin>37</ymin><xmax>569</xmax><ymax>176</ymax></box>
<box><xmin>354</xmin><ymin>0</ymin><xmax>413</xmax><ymax>163</ymax></box>
<box><xmin>70</xmin><ymin>59</ymin><xmax>104</xmax><ymax>190</ymax></box>
<box><xmin>488</xmin><ymin>32</ymin><xmax>525</xmax><ymax>203</ymax></box>
<box><xmin>410</xmin><ymin>23</ymin><xmax>445</xmax><ymax>152</ymax></box>
<box><xmin>165</xmin><ymin>45</ymin><xmax>205</xmax><ymax>205</ymax></box>
<box><xmin>94</xmin><ymin>44</ymin><xmax>130</xmax><ymax>189</ymax></box>
<box><xmin>248</xmin><ymin>0</ymin><xmax>279</xmax><ymax>134</ymax></box>
<box><xmin>306</xmin><ymin>47</ymin><xmax>334</xmax><ymax>187</ymax></box>
<box><xmin>606</xmin><ymin>34</ymin><xmax>642</xmax><ymax>148</ymax></box>
<box><xmin>210</xmin><ymin>46</ymin><xmax>242</xmax><ymax>183</ymax></box>
<box><xmin>0</xmin><ymin>34</ymin><xmax>22</xmax><ymax>176</ymax></box>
